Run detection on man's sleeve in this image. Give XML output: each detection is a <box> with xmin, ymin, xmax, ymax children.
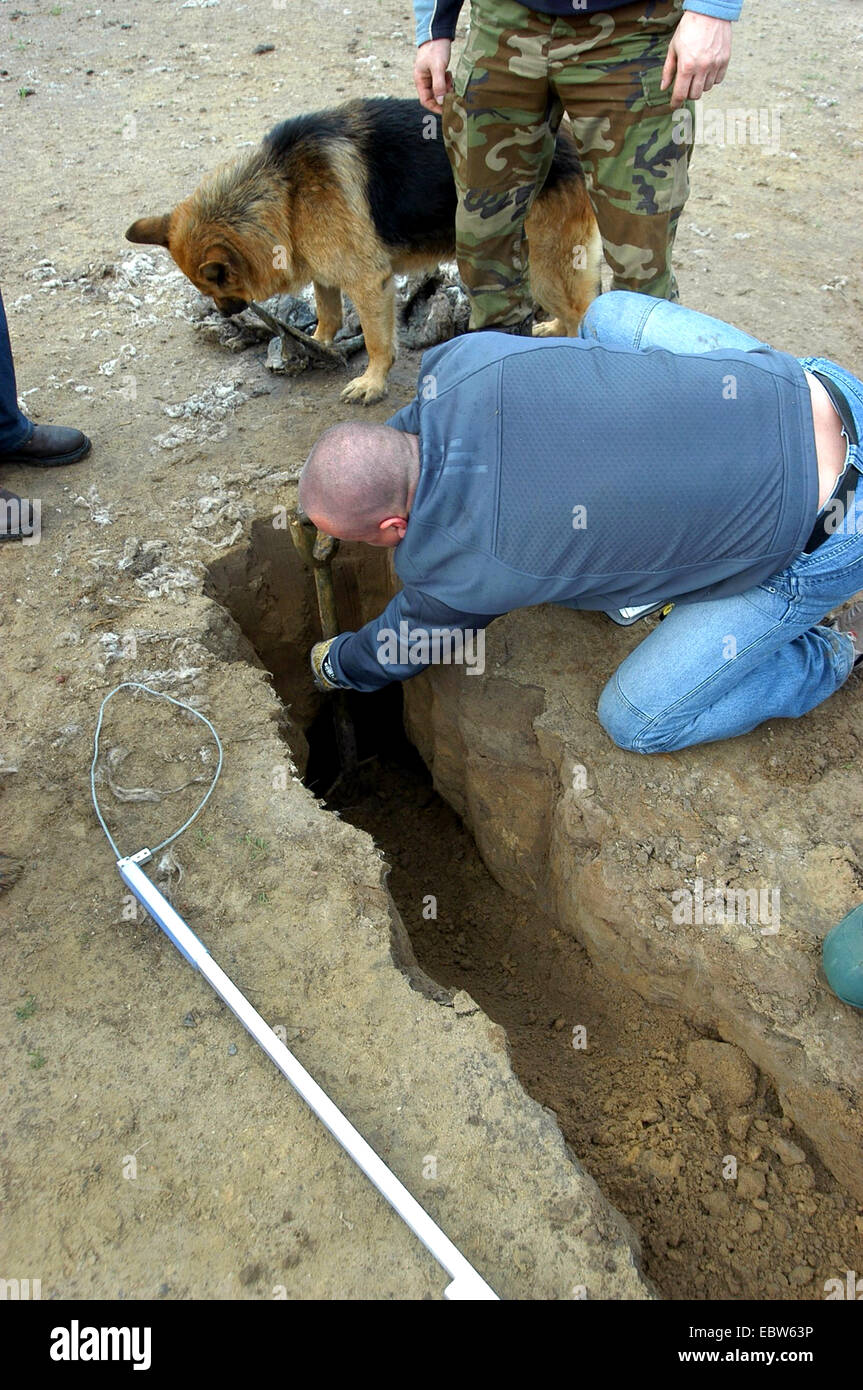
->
<box><xmin>385</xmin><ymin>396</ymin><xmax>421</xmax><ymax>433</ymax></box>
<box><xmin>414</xmin><ymin>0</ymin><xmax>465</xmax><ymax>46</ymax></box>
<box><xmin>682</xmin><ymin>0</ymin><xmax>743</xmax><ymax>18</ymax></box>
<box><xmin>327</xmin><ymin>586</ymin><xmax>499</xmax><ymax>692</ymax></box>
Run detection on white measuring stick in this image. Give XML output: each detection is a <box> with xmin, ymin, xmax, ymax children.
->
<box><xmin>118</xmin><ymin>853</ymin><xmax>499</xmax><ymax>1301</ymax></box>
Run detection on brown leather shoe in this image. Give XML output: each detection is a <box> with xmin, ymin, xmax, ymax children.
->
<box><xmin>0</xmin><ymin>486</ymin><xmax>36</xmax><ymax>542</ymax></box>
<box><xmin>0</xmin><ymin>423</ymin><xmax>91</xmax><ymax>467</ymax></box>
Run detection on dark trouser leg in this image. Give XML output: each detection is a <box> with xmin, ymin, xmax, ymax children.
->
<box><xmin>0</xmin><ymin>288</ymin><xmax>33</xmax><ymax>452</ymax></box>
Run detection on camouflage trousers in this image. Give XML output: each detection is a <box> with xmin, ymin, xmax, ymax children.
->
<box><xmin>442</xmin><ymin>0</ymin><xmax>694</xmax><ymax>328</ymax></box>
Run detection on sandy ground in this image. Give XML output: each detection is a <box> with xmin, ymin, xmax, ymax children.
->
<box><xmin>1</xmin><ymin>0</ymin><xmax>862</xmax><ymax>1301</ymax></box>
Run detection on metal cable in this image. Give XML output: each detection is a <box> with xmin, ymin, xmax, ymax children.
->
<box><xmin>91</xmin><ymin>682</ymin><xmax>223</xmax><ymax>861</ymax></box>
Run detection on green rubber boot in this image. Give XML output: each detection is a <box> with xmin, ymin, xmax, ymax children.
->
<box><xmin>822</xmin><ymin>905</ymin><xmax>863</xmax><ymax>1010</ymax></box>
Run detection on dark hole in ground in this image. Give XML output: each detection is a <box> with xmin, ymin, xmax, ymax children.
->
<box><xmin>304</xmin><ymin>684</ymin><xmax>415</xmax><ymax>799</ymax></box>
<box><xmin>206</xmin><ymin>529</ymin><xmax>860</xmax><ymax>1302</ymax></box>
<box><xmin>303</xmin><ymin>683</ymin><xmax>859</xmax><ymax>1303</ymax></box>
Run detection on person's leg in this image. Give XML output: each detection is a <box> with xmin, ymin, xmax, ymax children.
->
<box><xmin>0</xmin><ymin>287</ymin><xmax>33</xmax><ymax>452</ymax></box>
<box><xmin>583</xmin><ymin>295</ymin><xmax>863</xmax><ymax>750</ymax></box>
<box><xmin>551</xmin><ymin>0</ymin><xmax>693</xmax><ymax>303</ymax></box>
<box><xmin>598</xmin><ymin>581</ymin><xmax>853</xmax><ymax>753</ymax></box>
<box><xmin>441</xmin><ymin>0</ymin><xmax>559</xmax><ymax>330</ymax></box>
<box><xmin>580</xmin><ymin>287</ymin><xmax>766</xmax><ymax>354</ymax></box>
<box><xmin>599</xmin><ymin>487</ymin><xmax>863</xmax><ymax>753</ymax></box>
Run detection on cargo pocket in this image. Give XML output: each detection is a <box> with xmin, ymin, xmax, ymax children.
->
<box><xmin>445</xmin><ymin>22</ymin><xmax>483</xmax><ymax>166</ymax></box>
<box><xmin>443</xmin><ymin>42</ymin><xmax>475</xmax><ymax>164</ymax></box>
<box><xmin>452</xmin><ymin>26</ymin><xmax>480</xmax><ymax>101</ymax></box>
<box><xmin>631</xmin><ymin>61</ymin><xmax>691</xmax><ymax>215</ymax></box>
<box><xmin>640</xmin><ymin>61</ymin><xmax>673</xmax><ymax>110</ymax></box>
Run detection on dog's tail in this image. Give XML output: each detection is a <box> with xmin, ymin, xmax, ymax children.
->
<box><xmin>542</xmin><ymin>123</ymin><xmax>587</xmax><ymax>196</ymax></box>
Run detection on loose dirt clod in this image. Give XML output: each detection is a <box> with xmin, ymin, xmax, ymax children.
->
<box><xmin>684</xmin><ymin>1039</ymin><xmax>758</xmax><ymax>1109</ymax></box>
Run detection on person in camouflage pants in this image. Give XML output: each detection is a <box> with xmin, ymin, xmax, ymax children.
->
<box><xmin>414</xmin><ymin>0</ymin><xmax>739</xmax><ymax>330</ymax></box>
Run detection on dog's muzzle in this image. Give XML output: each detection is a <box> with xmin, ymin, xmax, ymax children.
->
<box><xmin>218</xmin><ymin>298</ymin><xmax>249</xmax><ymax>318</ymax></box>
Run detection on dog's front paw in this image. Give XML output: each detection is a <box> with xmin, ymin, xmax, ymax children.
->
<box><xmin>340</xmin><ymin>372</ymin><xmax>388</xmax><ymax>406</ymax></box>
<box><xmin>532</xmin><ymin>317</ymin><xmax>563</xmax><ymax>337</ymax></box>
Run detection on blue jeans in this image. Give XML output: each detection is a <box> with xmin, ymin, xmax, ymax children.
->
<box><xmin>579</xmin><ymin>291</ymin><xmax>863</xmax><ymax>752</ymax></box>
<box><xmin>0</xmin><ymin>287</ymin><xmax>34</xmax><ymax>452</ymax></box>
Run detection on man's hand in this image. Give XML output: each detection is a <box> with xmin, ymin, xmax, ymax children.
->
<box><xmin>661</xmin><ymin>12</ymin><xmax>732</xmax><ymax>110</ymax></box>
<box><xmin>311</xmin><ymin>637</ymin><xmax>344</xmax><ymax>692</ymax></box>
<box><xmin>414</xmin><ymin>38</ymin><xmax>453</xmax><ymax>114</ymax></box>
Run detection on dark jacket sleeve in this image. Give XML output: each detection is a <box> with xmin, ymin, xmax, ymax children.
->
<box><xmin>414</xmin><ymin>0</ymin><xmax>465</xmax><ymax>45</ymax></box>
<box><xmin>327</xmin><ymin>585</ymin><xmax>499</xmax><ymax>691</ymax></box>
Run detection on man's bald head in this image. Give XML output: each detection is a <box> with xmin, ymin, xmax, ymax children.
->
<box><xmin>298</xmin><ymin>422</ymin><xmax>418</xmax><ymax>546</ymax></box>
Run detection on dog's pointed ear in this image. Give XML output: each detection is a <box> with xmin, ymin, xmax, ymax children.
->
<box><xmin>198</xmin><ymin>259</ymin><xmax>228</xmax><ymax>286</ymax></box>
<box><xmin>125</xmin><ymin>214</ymin><xmax>172</xmax><ymax>247</ymax></box>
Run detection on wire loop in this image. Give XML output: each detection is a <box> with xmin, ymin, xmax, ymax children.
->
<box><xmin>91</xmin><ymin>682</ymin><xmax>223</xmax><ymax>861</ymax></box>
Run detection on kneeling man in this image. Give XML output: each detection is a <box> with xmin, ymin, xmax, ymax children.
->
<box><xmin>298</xmin><ymin>292</ymin><xmax>863</xmax><ymax>753</ymax></box>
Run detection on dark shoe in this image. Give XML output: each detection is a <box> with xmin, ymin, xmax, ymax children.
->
<box><xmin>470</xmin><ymin>311</ymin><xmax>536</xmax><ymax>337</ymax></box>
<box><xmin>0</xmin><ymin>486</ymin><xmax>36</xmax><ymax>542</ymax></box>
<box><xmin>0</xmin><ymin>423</ymin><xmax>91</xmax><ymax>467</ymax></box>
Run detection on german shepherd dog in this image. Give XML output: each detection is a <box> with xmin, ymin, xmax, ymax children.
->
<box><xmin>127</xmin><ymin>97</ymin><xmax>601</xmax><ymax>405</ymax></box>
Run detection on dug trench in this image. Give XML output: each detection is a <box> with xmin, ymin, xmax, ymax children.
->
<box><xmin>206</xmin><ymin>520</ymin><xmax>863</xmax><ymax>1301</ymax></box>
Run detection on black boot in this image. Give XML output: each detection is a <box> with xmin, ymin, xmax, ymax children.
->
<box><xmin>0</xmin><ymin>423</ymin><xmax>91</xmax><ymax>467</ymax></box>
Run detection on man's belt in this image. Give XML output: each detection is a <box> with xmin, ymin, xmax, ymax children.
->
<box><xmin>813</xmin><ymin>371</ymin><xmax>859</xmax><ymax>446</ymax></box>
<box><xmin>804</xmin><ymin>374</ymin><xmax>860</xmax><ymax>554</ymax></box>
